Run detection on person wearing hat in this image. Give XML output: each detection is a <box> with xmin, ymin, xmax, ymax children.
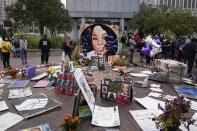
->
<box><xmin>39</xmin><ymin>35</ymin><xmax>51</xmax><ymax>64</ymax></box>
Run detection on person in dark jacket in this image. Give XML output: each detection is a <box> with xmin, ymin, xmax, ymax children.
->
<box><xmin>183</xmin><ymin>38</ymin><xmax>197</xmax><ymax>78</ymax></box>
<box><xmin>39</xmin><ymin>35</ymin><xmax>51</xmax><ymax>64</ymax></box>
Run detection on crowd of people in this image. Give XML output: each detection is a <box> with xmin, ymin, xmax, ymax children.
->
<box><xmin>120</xmin><ymin>32</ymin><xmax>197</xmax><ymax>80</ymax></box>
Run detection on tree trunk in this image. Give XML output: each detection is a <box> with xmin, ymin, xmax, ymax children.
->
<box><xmin>39</xmin><ymin>24</ymin><xmax>44</xmax><ymax>36</ymax></box>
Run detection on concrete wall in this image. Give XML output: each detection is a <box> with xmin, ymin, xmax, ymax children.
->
<box><xmin>67</xmin><ymin>0</ymin><xmax>140</xmax><ymax>18</ymax></box>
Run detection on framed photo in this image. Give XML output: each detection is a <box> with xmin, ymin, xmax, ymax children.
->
<box><xmin>107</xmin><ymin>92</ymin><xmax>116</xmax><ymax>101</ymax></box>
<box><xmin>101</xmin><ymin>86</ymin><xmax>108</xmax><ymax>94</ymax></box>
<box><xmin>121</xmin><ymin>82</ymin><xmax>132</xmax><ymax>97</ymax></box>
<box><xmin>101</xmin><ymin>93</ymin><xmax>107</xmax><ymax>99</ymax></box>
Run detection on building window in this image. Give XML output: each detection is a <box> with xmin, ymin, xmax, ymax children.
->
<box><xmin>160</xmin><ymin>0</ymin><xmax>163</xmax><ymax>6</ymax></box>
<box><xmin>168</xmin><ymin>0</ymin><xmax>171</xmax><ymax>7</ymax></box>
<box><xmin>192</xmin><ymin>0</ymin><xmax>195</xmax><ymax>9</ymax></box>
<box><xmin>188</xmin><ymin>0</ymin><xmax>192</xmax><ymax>9</ymax></box>
<box><xmin>184</xmin><ymin>0</ymin><xmax>188</xmax><ymax>8</ymax></box>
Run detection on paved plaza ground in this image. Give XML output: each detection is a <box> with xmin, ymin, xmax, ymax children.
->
<box><xmin>0</xmin><ymin>54</ymin><xmax>196</xmax><ymax>131</ymax></box>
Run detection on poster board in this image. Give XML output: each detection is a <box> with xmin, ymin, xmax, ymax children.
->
<box><xmin>130</xmin><ymin>110</ymin><xmax>159</xmax><ymax>131</ymax></box>
<box><xmin>8</xmin><ymin>87</ymin><xmax>32</xmax><ymax>99</ymax></box>
<box><xmin>73</xmin><ymin>68</ymin><xmax>95</xmax><ymax>114</ymax></box>
<box><xmin>0</xmin><ymin>101</ymin><xmax>8</xmax><ymax>112</ymax></box>
<box><xmin>0</xmin><ymin>112</ymin><xmax>24</xmax><ymax>131</ymax></box>
<box><xmin>19</xmin><ymin>123</ymin><xmax>51</xmax><ymax>131</ymax></box>
<box><xmin>12</xmin><ymin>94</ymin><xmax>62</xmax><ymax>119</ymax></box>
<box><xmin>80</xmin><ymin>24</ymin><xmax>118</xmax><ymax>59</ymax></box>
<box><xmin>91</xmin><ymin>105</ymin><xmax>120</xmax><ymax>127</ymax></box>
<box><xmin>8</xmin><ymin>80</ymin><xmax>29</xmax><ymax>88</ymax></box>
<box><xmin>31</xmin><ymin>72</ymin><xmax>48</xmax><ymax>81</ymax></box>
<box><xmin>33</xmin><ymin>80</ymin><xmax>50</xmax><ymax>88</ymax></box>
<box><xmin>134</xmin><ymin>96</ymin><xmax>165</xmax><ymax>114</ymax></box>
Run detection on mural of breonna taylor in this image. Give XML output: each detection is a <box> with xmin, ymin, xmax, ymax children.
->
<box><xmin>80</xmin><ymin>24</ymin><xmax>118</xmax><ymax>59</ymax></box>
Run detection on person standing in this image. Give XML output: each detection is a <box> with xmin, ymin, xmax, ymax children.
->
<box><xmin>1</xmin><ymin>36</ymin><xmax>11</xmax><ymax>68</ymax></box>
<box><xmin>128</xmin><ymin>37</ymin><xmax>136</xmax><ymax>64</ymax></box>
<box><xmin>19</xmin><ymin>35</ymin><xmax>28</xmax><ymax>64</ymax></box>
<box><xmin>39</xmin><ymin>35</ymin><xmax>51</xmax><ymax>64</ymax></box>
<box><xmin>184</xmin><ymin>38</ymin><xmax>197</xmax><ymax>78</ymax></box>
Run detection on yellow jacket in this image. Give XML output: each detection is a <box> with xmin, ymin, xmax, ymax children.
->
<box><xmin>1</xmin><ymin>41</ymin><xmax>11</xmax><ymax>53</ymax></box>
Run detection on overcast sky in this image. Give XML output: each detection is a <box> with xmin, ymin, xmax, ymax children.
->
<box><xmin>61</xmin><ymin>0</ymin><xmax>66</xmax><ymax>8</ymax></box>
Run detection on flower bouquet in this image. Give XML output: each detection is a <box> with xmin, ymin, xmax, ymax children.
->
<box><xmin>153</xmin><ymin>96</ymin><xmax>195</xmax><ymax>131</ymax></box>
<box><xmin>61</xmin><ymin>114</ymin><xmax>80</xmax><ymax>131</ymax></box>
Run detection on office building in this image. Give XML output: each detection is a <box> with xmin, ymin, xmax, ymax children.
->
<box><xmin>66</xmin><ymin>0</ymin><xmax>140</xmax><ymax>39</ymax></box>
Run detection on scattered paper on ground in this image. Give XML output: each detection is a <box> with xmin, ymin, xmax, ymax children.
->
<box><xmin>33</xmin><ymin>80</ymin><xmax>50</xmax><ymax>88</ymax></box>
<box><xmin>149</xmin><ymin>87</ymin><xmax>163</xmax><ymax>93</ymax></box>
<box><xmin>141</xmin><ymin>70</ymin><xmax>153</xmax><ymax>75</ymax></box>
<box><xmin>8</xmin><ymin>87</ymin><xmax>32</xmax><ymax>99</ymax></box>
<box><xmin>8</xmin><ymin>80</ymin><xmax>29</xmax><ymax>88</ymax></box>
<box><xmin>0</xmin><ymin>101</ymin><xmax>8</xmax><ymax>112</ymax></box>
<box><xmin>163</xmin><ymin>95</ymin><xmax>177</xmax><ymax>101</ymax></box>
<box><xmin>129</xmin><ymin>73</ymin><xmax>149</xmax><ymax>77</ymax></box>
<box><xmin>134</xmin><ymin>97</ymin><xmax>165</xmax><ymax>114</ymax></box>
<box><xmin>150</xmin><ymin>84</ymin><xmax>160</xmax><ymax>88</ymax></box>
<box><xmin>18</xmin><ymin>123</ymin><xmax>51</xmax><ymax>131</ymax></box>
<box><xmin>15</xmin><ymin>98</ymin><xmax>48</xmax><ymax>111</ymax></box>
<box><xmin>148</xmin><ymin>92</ymin><xmax>162</xmax><ymax>98</ymax></box>
<box><xmin>130</xmin><ymin>110</ymin><xmax>159</xmax><ymax>131</ymax></box>
<box><xmin>0</xmin><ymin>112</ymin><xmax>24</xmax><ymax>131</ymax></box>
<box><xmin>31</xmin><ymin>72</ymin><xmax>47</xmax><ymax>81</ymax></box>
<box><xmin>91</xmin><ymin>105</ymin><xmax>120</xmax><ymax>127</ymax></box>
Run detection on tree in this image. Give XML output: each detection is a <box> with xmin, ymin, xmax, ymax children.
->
<box><xmin>129</xmin><ymin>4</ymin><xmax>197</xmax><ymax>36</ymax></box>
<box><xmin>9</xmin><ymin>0</ymin><xmax>72</xmax><ymax>35</ymax></box>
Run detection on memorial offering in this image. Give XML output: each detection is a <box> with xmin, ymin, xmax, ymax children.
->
<box><xmin>91</xmin><ymin>105</ymin><xmax>120</xmax><ymax>127</ymax></box>
<box><xmin>31</xmin><ymin>72</ymin><xmax>48</xmax><ymax>81</ymax></box>
<box><xmin>134</xmin><ymin>96</ymin><xmax>165</xmax><ymax>114</ymax></box>
<box><xmin>33</xmin><ymin>80</ymin><xmax>50</xmax><ymax>88</ymax></box>
<box><xmin>12</xmin><ymin>94</ymin><xmax>62</xmax><ymax>119</ymax></box>
<box><xmin>174</xmin><ymin>86</ymin><xmax>197</xmax><ymax>100</ymax></box>
<box><xmin>130</xmin><ymin>110</ymin><xmax>159</xmax><ymax>131</ymax></box>
<box><xmin>0</xmin><ymin>101</ymin><xmax>8</xmax><ymax>112</ymax></box>
<box><xmin>100</xmin><ymin>79</ymin><xmax>133</xmax><ymax>104</ymax></box>
<box><xmin>8</xmin><ymin>87</ymin><xmax>32</xmax><ymax>99</ymax></box>
<box><xmin>19</xmin><ymin>123</ymin><xmax>51</xmax><ymax>131</ymax></box>
<box><xmin>8</xmin><ymin>80</ymin><xmax>29</xmax><ymax>88</ymax></box>
<box><xmin>74</xmin><ymin>68</ymin><xmax>121</xmax><ymax>127</ymax></box>
<box><xmin>0</xmin><ymin>112</ymin><xmax>24</xmax><ymax>131</ymax></box>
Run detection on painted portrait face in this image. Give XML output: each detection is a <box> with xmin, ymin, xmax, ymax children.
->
<box><xmin>92</xmin><ymin>26</ymin><xmax>107</xmax><ymax>53</ymax></box>
<box><xmin>122</xmin><ymin>83</ymin><xmax>129</xmax><ymax>96</ymax></box>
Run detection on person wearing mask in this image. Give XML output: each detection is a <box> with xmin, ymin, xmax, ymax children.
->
<box><xmin>19</xmin><ymin>35</ymin><xmax>28</xmax><ymax>64</ymax></box>
<box><xmin>1</xmin><ymin>36</ymin><xmax>11</xmax><ymax>68</ymax></box>
<box><xmin>39</xmin><ymin>35</ymin><xmax>51</xmax><ymax>64</ymax></box>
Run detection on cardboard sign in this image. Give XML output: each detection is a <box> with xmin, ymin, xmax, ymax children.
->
<box><xmin>74</xmin><ymin>68</ymin><xmax>95</xmax><ymax>114</ymax></box>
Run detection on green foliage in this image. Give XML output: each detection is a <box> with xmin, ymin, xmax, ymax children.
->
<box><xmin>129</xmin><ymin>5</ymin><xmax>197</xmax><ymax>36</ymax></box>
<box><xmin>49</xmin><ymin>36</ymin><xmax>64</xmax><ymax>49</ymax></box>
<box><xmin>9</xmin><ymin>0</ymin><xmax>72</xmax><ymax>35</ymax></box>
<box><xmin>0</xmin><ymin>27</ymin><xmax>6</xmax><ymax>36</ymax></box>
<box><xmin>108</xmin><ymin>81</ymin><xmax>121</xmax><ymax>92</ymax></box>
<box><xmin>26</xmin><ymin>35</ymin><xmax>40</xmax><ymax>49</ymax></box>
<box><xmin>15</xmin><ymin>34</ymin><xmax>64</xmax><ymax>49</ymax></box>
<box><xmin>153</xmin><ymin>96</ymin><xmax>195</xmax><ymax>130</ymax></box>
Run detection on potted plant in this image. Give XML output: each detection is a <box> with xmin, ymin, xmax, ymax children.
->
<box><xmin>61</xmin><ymin>114</ymin><xmax>80</xmax><ymax>131</ymax></box>
<box><xmin>153</xmin><ymin>96</ymin><xmax>195</xmax><ymax>131</ymax></box>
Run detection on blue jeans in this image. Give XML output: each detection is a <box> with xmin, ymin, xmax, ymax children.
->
<box><xmin>20</xmin><ymin>49</ymin><xmax>27</xmax><ymax>63</ymax></box>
